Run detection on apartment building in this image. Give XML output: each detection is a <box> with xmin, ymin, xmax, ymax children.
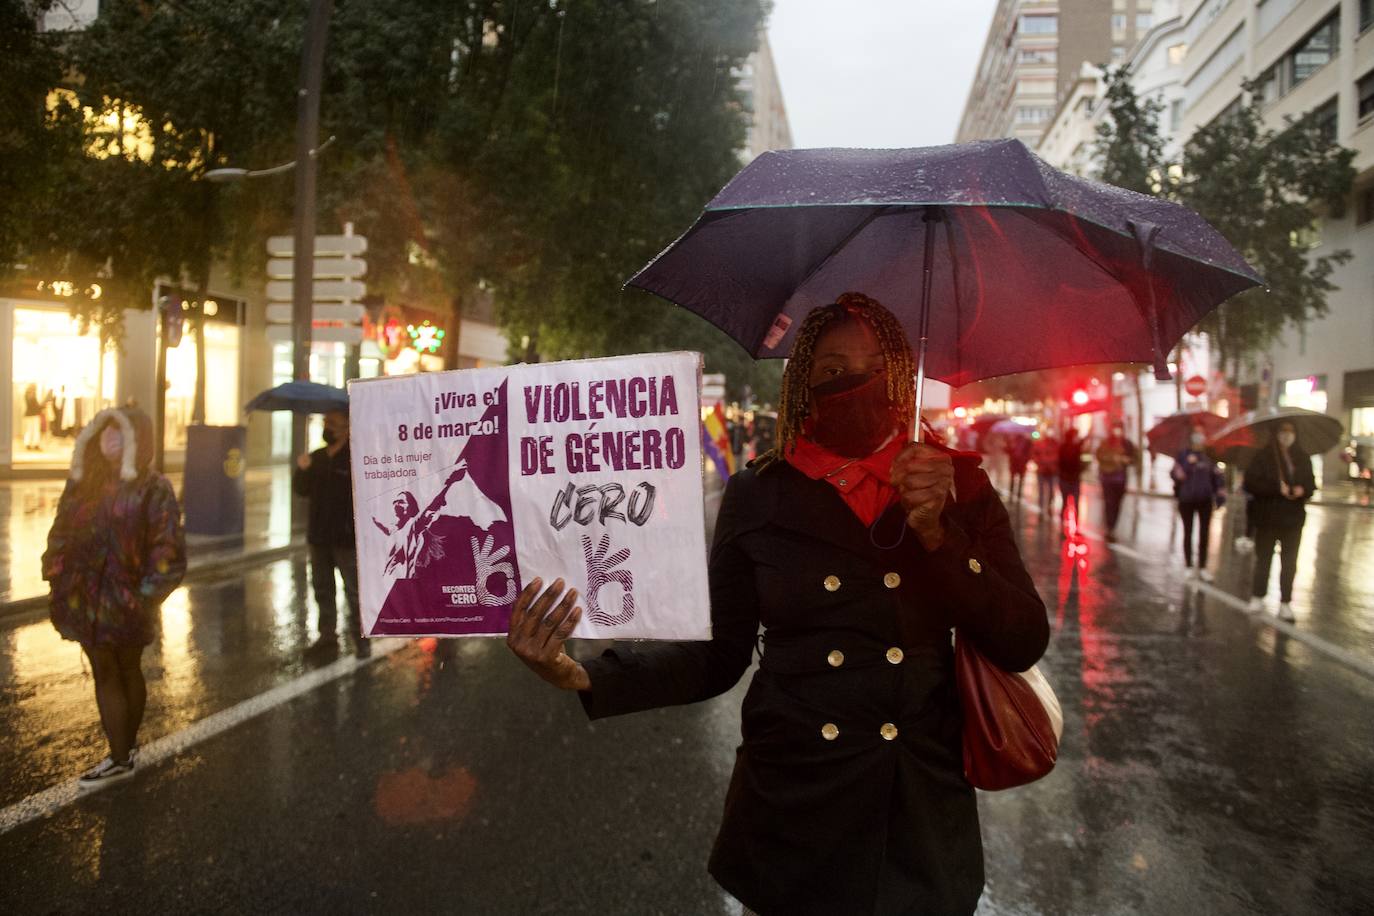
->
<box><xmin>1177</xmin><ymin>0</ymin><xmax>1374</xmax><ymax>482</ymax></box>
<box><xmin>1034</xmin><ymin>0</ymin><xmax>1373</xmax><ymax>482</ymax></box>
<box><xmin>739</xmin><ymin>36</ymin><xmax>794</xmax><ymax>161</ymax></box>
<box><xmin>957</xmin><ymin>0</ymin><xmax>1160</xmax><ymax>146</ymax></box>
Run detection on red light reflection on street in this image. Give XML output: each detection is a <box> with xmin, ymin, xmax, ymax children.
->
<box><xmin>374</xmin><ymin>766</ymin><xmax>478</xmax><ymax>826</ymax></box>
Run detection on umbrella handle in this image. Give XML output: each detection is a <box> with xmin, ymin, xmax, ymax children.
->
<box><xmin>913</xmin><ymin>207</ymin><xmax>941</xmax><ymax>443</ymax></box>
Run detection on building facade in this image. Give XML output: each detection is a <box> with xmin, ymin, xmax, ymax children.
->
<box><xmin>958</xmin><ymin>0</ymin><xmax>1161</xmax><ymax>146</ymax></box>
<box><xmin>1176</xmin><ymin>0</ymin><xmax>1374</xmax><ymax>483</ymax></box>
<box><xmin>739</xmin><ymin>35</ymin><xmax>793</xmax><ymax>160</ymax></box>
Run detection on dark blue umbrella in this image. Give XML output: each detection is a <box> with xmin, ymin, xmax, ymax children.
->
<box><xmin>244</xmin><ymin>380</ymin><xmax>348</xmax><ymax>415</ymax></box>
<box><xmin>627</xmin><ymin>139</ymin><xmax>1262</xmax><ymax>438</ymax></box>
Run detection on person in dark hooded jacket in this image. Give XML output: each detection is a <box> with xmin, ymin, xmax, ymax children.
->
<box><xmin>1171</xmin><ymin>425</ymin><xmax>1225</xmax><ymax>580</ymax></box>
<box><xmin>43</xmin><ymin>406</ymin><xmax>186</xmax><ymax>787</ymax></box>
<box><xmin>1242</xmin><ymin>421</ymin><xmax>1314</xmax><ymax>623</ymax></box>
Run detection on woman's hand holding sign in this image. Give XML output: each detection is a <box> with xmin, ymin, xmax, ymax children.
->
<box><xmin>507</xmin><ymin>577</ymin><xmax>591</xmax><ymax>691</ymax></box>
<box><xmin>891</xmin><ymin>443</ymin><xmax>954</xmax><ymax>551</ymax></box>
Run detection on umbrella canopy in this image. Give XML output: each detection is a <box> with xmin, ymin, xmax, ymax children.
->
<box><xmin>988</xmin><ymin>419</ymin><xmax>1034</xmax><ymax>437</ymax></box>
<box><xmin>1145</xmin><ymin>410</ymin><xmax>1227</xmax><ymax>457</ymax></box>
<box><xmin>1208</xmin><ymin>406</ymin><xmax>1344</xmax><ymax>465</ymax></box>
<box><xmin>628</xmin><ymin>140</ymin><xmax>1261</xmax><ymax>391</ymax></box>
<box><xmin>245</xmin><ymin>380</ymin><xmax>348</xmax><ymax>415</ymax></box>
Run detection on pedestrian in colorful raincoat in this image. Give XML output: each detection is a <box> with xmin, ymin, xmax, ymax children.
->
<box><xmin>43</xmin><ymin>406</ymin><xmax>186</xmax><ymax>787</ymax></box>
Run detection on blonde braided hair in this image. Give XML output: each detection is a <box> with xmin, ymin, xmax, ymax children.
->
<box><xmin>756</xmin><ymin>292</ymin><xmax>916</xmax><ymax>471</ymax></box>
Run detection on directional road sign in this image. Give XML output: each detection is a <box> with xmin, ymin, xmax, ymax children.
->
<box><xmin>265</xmin><ymin>324</ymin><xmax>365</xmax><ymax>344</ymax></box>
<box><xmin>266</xmin><ymin>233</ymin><xmax>368</xmax><ymax>258</ymax></box>
<box><xmin>266</xmin><ymin>257</ymin><xmax>367</xmax><ymax>281</ymax></box>
<box><xmin>265</xmin><ymin>303</ymin><xmax>367</xmax><ymax>324</ymax></box>
<box><xmin>266</xmin><ymin>279</ymin><xmax>366</xmax><ymax>303</ymax></box>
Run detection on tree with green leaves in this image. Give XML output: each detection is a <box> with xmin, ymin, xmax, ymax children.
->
<box><xmin>27</xmin><ymin>0</ymin><xmax>776</xmax><ymax>408</ymax></box>
<box><xmin>1092</xmin><ymin>64</ymin><xmax>1166</xmax><ymax>196</ymax></box>
<box><xmin>1177</xmin><ymin>86</ymin><xmax>1355</xmax><ymax>384</ymax></box>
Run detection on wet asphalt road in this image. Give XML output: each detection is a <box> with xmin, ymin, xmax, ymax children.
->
<box><xmin>2</xmin><ymin>484</ymin><xmax>1372</xmax><ymax>915</ymax></box>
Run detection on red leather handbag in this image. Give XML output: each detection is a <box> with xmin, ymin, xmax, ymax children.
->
<box><xmin>954</xmin><ymin>632</ymin><xmax>1062</xmax><ymax>791</ymax></box>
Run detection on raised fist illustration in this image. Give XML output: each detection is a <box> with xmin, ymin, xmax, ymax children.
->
<box><xmin>472</xmin><ymin>534</ymin><xmax>516</xmax><ymax>606</ymax></box>
<box><xmin>581</xmin><ymin>534</ymin><xmax>634</xmax><ymax>626</ymax></box>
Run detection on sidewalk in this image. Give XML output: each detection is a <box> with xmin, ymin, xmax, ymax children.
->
<box><xmin>0</xmin><ymin>464</ymin><xmax>303</xmax><ymax>618</ymax></box>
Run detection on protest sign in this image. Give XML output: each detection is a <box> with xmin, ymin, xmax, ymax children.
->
<box><xmin>348</xmin><ymin>352</ymin><xmax>709</xmax><ymax>640</ymax></box>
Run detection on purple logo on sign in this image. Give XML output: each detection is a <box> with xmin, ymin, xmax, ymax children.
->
<box><xmin>581</xmin><ymin>533</ymin><xmax>634</xmax><ymax>626</ymax></box>
<box><xmin>372</xmin><ymin>381</ymin><xmax>520</xmax><ymax>635</ymax></box>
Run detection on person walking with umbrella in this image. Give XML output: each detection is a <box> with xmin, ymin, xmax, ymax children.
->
<box><xmin>42</xmin><ymin>407</ymin><xmax>186</xmax><ymax>786</ymax></box>
<box><xmin>1006</xmin><ymin>430</ymin><xmax>1032</xmax><ymax>501</ymax></box>
<box><xmin>507</xmin><ymin>295</ymin><xmax>1049</xmax><ymax>916</ymax></box>
<box><xmin>1171</xmin><ymin>425</ymin><xmax>1225</xmax><ymax>580</ymax></box>
<box><xmin>1243</xmin><ymin>421</ymin><xmax>1315</xmax><ymax>622</ymax></box>
<box><xmin>293</xmin><ymin>408</ymin><xmax>365</xmax><ymax>657</ymax></box>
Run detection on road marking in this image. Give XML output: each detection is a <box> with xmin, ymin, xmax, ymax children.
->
<box><xmin>0</xmin><ymin>639</ymin><xmax>406</xmax><ymax>836</ymax></box>
<box><xmin>1001</xmin><ymin>487</ymin><xmax>1374</xmax><ymax>682</ymax></box>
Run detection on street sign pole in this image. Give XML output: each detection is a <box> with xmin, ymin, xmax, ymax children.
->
<box><xmin>290</xmin><ymin>0</ymin><xmax>333</xmax><ymax>529</ymax></box>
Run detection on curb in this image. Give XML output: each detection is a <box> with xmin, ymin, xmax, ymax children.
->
<box><xmin>0</xmin><ymin>540</ymin><xmax>309</xmax><ymax>625</ymax></box>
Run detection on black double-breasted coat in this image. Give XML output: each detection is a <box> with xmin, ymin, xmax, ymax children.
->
<box><xmin>579</xmin><ymin>452</ymin><xmax>1049</xmax><ymax>915</ymax></box>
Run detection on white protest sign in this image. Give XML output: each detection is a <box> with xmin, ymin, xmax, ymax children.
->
<box><xmin>348</xmin><ymin>352</ymin><xmax>709</xmax><ymax>640</ymax></box>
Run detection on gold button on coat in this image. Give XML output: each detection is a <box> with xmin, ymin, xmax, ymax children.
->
<box><xmin>823</xmin><ymin>575</ymin><xmax>841</xmax><ymax>592</ymax></box>
<box><xmin>967</xmin><ymin>558</ymin><xmax>983</xmax><ymax>574</ymax></box>
<box><xmin>821</xmin><ymin>723</ymin><xmax>839</xmax><ymax>741</ymax></box>
<box><xmin>883</xmin><ymin>572</ymin><xmax>901</xmax><ymax>589</ymax></box>
<box><xmin>880</xmin><ymin>723</ymin><xmax>898</xmax><ymax>740</ymax></box>
<box><xmin>885</xmin><ymin>647</ymin><xmax>904</xmax><ymax>665</ymax></box>
<box><xmin>827</xmin><ymin>650</ymin><xmax>845</xmax><ymax>667</ymax></box>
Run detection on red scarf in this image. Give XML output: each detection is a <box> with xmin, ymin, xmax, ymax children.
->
<box><xmin>787</xmin><ymin>434</ymin><xmax>905</xmax><ymax>526</ymax></box>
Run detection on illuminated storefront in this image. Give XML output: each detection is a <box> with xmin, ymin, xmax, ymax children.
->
<box><xmin>8</xmin><ymin>304</ymin><xmax>118</xmax><ymax>466</ymax></box>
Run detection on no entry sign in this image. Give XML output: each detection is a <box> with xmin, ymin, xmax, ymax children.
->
<box><xmin>1185</xmin><ymin>375</ymin><xmax>1207</xmax><ymax>397</ymax></box>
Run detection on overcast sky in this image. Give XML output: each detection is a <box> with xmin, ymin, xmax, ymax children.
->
<box><xmin>767</xmin><ymin>0</ymin><xmax>999</xmax><ymax>149</ymax></box>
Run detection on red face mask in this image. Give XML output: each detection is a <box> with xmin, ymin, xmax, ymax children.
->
<box><xmin>808</xmin><ymin>371</ymin><xmax>900</xmax><ymax>457</ymax></box>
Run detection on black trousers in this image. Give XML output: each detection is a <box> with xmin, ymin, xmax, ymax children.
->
<box><xmin>1178</xmin><ymin>500</ymin><xmax>1213</xmax><ymax>568</ymax></box>
<box><xmin>310</xmin><ymin>543</ymin><xmax>361</xmax><ymax>638</ymax></box>
<box><xmin>1252</xmin><ymin>523</ymin><xmax>1303</xmax><ymax>603</ymax></box>
<box><xmin>1101</xmin><ymin>474</ymin><xmax>1127</xmax><ymax>532</ymax></box>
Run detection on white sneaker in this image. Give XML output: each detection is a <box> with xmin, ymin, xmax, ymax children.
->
<box><xmin>1185</xmin><ymin>567</ymin><xmax>1199</xmax><ymax>580</ymax></box>
<box><xmin>1200</xmin><ymin>570</ymin><xmax>1215</xmax><ymax>583</ymax></box>
<box><xmin>1277</xmin><ymin>602</ymin><xmax>1296</xmax><ymax>622</ymax></box>
<box><xmin>1247</xmin><ymin>597</ymin><xmax>1264</xmax><ymax>613</ymax></box>
<box><xmin>78</xmin><ymin>756</ymin><xmax>135</xmax><ymax>788</ymax></box>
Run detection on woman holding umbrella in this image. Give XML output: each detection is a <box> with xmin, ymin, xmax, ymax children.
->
<box><xmin>1243</xmin><ymin>420</ymin><xmax>1315</xmax><ymax>622</ymax></box>
<box><xmin>507</xmin><ymin>295</ymin><xmax>1049</xmax><ymax>916</ymax></box>
<box><xmin>1171</xmin><ymin>425</ymin><xmax>1225</xmax><ymax>580</ymax></box>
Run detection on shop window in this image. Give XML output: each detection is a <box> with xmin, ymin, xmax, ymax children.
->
<box><xmin>12</xmin><ymin>307</ymin><xmax>116</xmax><ymax>465</ymax></box>
<box><xmin>1359</xmin><ymin>69</ymin><xmax>1374</xmax><ymax>122</ymax></box>
<box><xmin>163</xmin><ymin>322</ymin><xmax>241</xmax><ymax>454</ymax></box>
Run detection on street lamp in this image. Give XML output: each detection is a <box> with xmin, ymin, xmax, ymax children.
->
<box><xmin>202</xmin><ymin>135</ymin><xmax>336</xmax><ymax>183</ymax></box>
